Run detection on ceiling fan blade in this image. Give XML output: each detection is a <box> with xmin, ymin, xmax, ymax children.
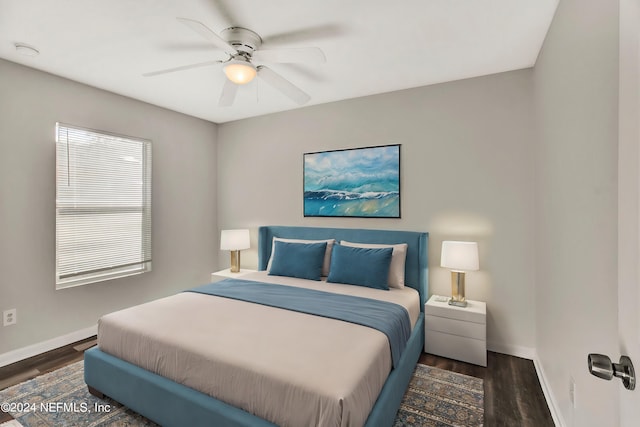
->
<box><xmin>262</xmin><ymin>24</ymin><xmax>346</xmax><ymax>45</ymax></box>
<box><xmin>143</xmin><ymin>60</ymin><xmax>222</xmax><ymax>77</ymax></box>
<box><xmin>218</xmin><ymin>78</ymin><xmax>238</xmax><ymax>107</ymax></box>
<box><xmin>177</xmin><ymin>17</ymin><xmax>237</xmax><ymax>55</ymax></box>
<box><xmin>257</xmin><ymin>66</ymin><xmax>310</xmax><ymax>105</ymax></box>
<box><xmin>253</xmin><ymin>47</ymin><xmax>326</xmax><ymax>64</ymax></box>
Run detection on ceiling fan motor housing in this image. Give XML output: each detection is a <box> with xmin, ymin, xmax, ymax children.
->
<box><xmin>221</xmin><ymin>27</ymin><xmax>262</xmax><ymax>56</ymax></box>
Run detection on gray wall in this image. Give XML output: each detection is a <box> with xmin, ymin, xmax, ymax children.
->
<box><xmin>533</xmin><ymin>0</ymin><xmax>620</xmax><ymax>425</ymax></box>
<box><xmin>217</xmin><ymin>69</ymin><xmax>537</xmax><ymax>355</ymax></box>
<box><xmin>0</xmin><ymin>59</ymin><xmax>218</xmax><ymax>354</ymax></box>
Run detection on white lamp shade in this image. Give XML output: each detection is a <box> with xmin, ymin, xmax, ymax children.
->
<box><xmin>441</xmin><ymin>241</ymin><xmax>479</xmax><ymax>271</ymax></box>
<box><xmin>220</xmin><ymin>229</ymin><xmax>250</xmax><ymax>250</ymax></box>
<box><xmin>223</xmin><ymin>60</ymin><xmax>257</xmax><ymax>85</ymax></box>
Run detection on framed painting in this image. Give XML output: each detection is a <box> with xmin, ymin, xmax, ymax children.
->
<box><xmin>303</xmin><ymin>144</ymin><xmax>401</xmax><ymax>218</ymax></box>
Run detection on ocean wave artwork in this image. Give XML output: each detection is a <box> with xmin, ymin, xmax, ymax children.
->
<box><xmin>304</xmin><ymin>144</ymin><xmax>400</xmax><ymax>217</ymax></box>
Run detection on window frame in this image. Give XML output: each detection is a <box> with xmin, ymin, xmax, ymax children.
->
<box><xmin>55</xmin><ymin>122</ymin><xmax>152</xmax><ymax>289</ymax></box>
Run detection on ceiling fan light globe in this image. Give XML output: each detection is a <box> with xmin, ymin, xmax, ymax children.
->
<box><xmin>224</xmin><ymin>61</ymin><xmax>257</xmax><ymax>85</ymax></box>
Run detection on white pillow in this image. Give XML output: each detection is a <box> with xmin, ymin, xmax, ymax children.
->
<box><xmin>267</xmin><ymin>238</ymin><xmax>336</xmax><ymax>277</ymax></box>
<box><xmin>339</xmin><ymin>241</ymin><xmax>408</xmax><ymax>288</ymax></box>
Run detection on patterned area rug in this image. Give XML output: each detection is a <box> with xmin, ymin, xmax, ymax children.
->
<box><xmin>394</xmin><ymin>364</ymin><xmax>484</xmax><ymax>426</ymax></box>
<box><xmin>0</xmin><ymin>362</ymin><xmax>483</xmax><ymax>426</ymax></box>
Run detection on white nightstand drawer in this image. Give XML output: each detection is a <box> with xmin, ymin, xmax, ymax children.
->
<box><xmin>425</xmin><ymin>314</ymin><xmax>486</xmax><ymax>340</ymax></box>
<box><xmin>425</xmin><ymin>329</ymin><xmax>487</xmax><ymax>367</ymax></box>
<box><xmin>424</xmin><ymin>298</ymin><xmax>486</xmax><ymax>324</ymax></box>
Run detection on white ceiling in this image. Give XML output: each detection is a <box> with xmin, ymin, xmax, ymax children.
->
<box><xmin>0</xmin><ymin>0</ymin><xmax>558</xmax><ymax>124</ymax></box>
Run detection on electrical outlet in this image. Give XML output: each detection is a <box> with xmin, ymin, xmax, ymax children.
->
<box><xmin>569</xmin><ymin>376</ymin><xmax>576</xmax><ymax>408</ymax></box>
<box><xmin>3</xmin><ymin>308</ymin><xmax>17</xmax><ymax>326</ymax></box>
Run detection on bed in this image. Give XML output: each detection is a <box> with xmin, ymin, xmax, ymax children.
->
<box><xmin>84</xmin><ymin>226</ymin><xmax>428</xmax><ymax>427</ymax></box>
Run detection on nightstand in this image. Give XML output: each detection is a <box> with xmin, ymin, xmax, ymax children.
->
<box><xmin>424</xmin><ymin>295</ymin><xmax>487</xmax><ymax>367</ymax></box>
<box><xmin>210</xmin><ymin>268</ymin><xmax>257</xmax><ymax>282</ymax></box>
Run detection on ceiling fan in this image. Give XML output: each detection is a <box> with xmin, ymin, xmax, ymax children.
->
<box><xmin>143</xmin><ymin>18</ymin><xmax>326</xmax><ymax>107</ymax></box>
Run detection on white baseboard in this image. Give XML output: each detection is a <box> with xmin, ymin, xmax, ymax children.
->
<box><xmin>487</xmin><ymin>341</ymin><xmax>537</xmax><ymax>360</ymax></box>
<box><xmin>533</xmin><ymin>353</ymin><xmax>565</xmax><ymax>427</ymax></box>
<box><xmin>0</xmin><ymin>325</ymin><xmax>97</xmax><ymax>368</ymax></box>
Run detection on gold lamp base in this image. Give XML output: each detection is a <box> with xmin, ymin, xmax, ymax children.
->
<box><xmin>230</xmin><ymin>250</ymin><xmax>241</xmax><ymax>273</ymax></box>
<box><xmin>448</xmin><ymin>271</ymin><xmax>467</xmax><ymax>307</ymax></box>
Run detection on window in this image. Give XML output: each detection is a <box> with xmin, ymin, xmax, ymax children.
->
<box><xmin>55</xmin><ymin>123</ymin><xmax>152</xmax><ymax>289</ymax></box>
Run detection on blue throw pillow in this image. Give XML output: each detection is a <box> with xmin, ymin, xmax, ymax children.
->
<box><xmin>327</xmin><ymin>244</ymin><xmax>393</xmax><ymax>290</ymax></box>
<box><xmin>268</xmin><ymin>241</ymin><xmax>327</xmax><ymax>281</ymax></box>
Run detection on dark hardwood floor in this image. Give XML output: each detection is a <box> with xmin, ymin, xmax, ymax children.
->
<box><xmin>0</xmin><ymin>337</ymin><xmax>97</xmax><ymax>423</ymax></box>
<box><xmin>419</xmin><ymin>352</ymin><xmax>554</xmax><ymax>427</ymax></box>
<box><xmin>0</xmin><ymin>338</ymin><xmax>553</xmax><ymax>426</ymax></box>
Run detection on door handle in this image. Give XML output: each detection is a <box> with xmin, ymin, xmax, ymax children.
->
<box><xmin>588</xmin><ymin>354</ymin><xmax>636</xmax><ymax>390</ymax></box>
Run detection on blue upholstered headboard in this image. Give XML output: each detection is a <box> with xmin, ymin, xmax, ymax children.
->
<box><xmin>258</xmin><ymin>226</ymin><xmax>429</xmax><ymax>311</ymax></box>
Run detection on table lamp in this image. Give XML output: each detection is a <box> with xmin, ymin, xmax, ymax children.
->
<box><xmin>220</xmin><ymin>229</ymin><xmax>250</xmax><ymax>273</ymax></box>
<box><xmin>440</xmin><ymin>241</ymin><xmax>479</xmax><ymax>307</ymax></box>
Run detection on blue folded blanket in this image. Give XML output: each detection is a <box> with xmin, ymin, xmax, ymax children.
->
<box><xmin>186</xmin><ymin>279</ymin><xmax>411</xmax><ymax>368</ymax></box>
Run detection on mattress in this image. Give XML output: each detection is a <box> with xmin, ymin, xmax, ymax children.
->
<box><xmin>97</xmin><ymin>271</ymin><xmax>420</xmax><ymax>427</ymax></box>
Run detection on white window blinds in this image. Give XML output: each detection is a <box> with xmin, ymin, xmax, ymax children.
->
<box><xmin>55</xmin><ymin>123</ymin><xmax>152</xmax><ymax>289</ymax></box>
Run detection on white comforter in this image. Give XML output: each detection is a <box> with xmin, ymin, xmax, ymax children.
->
<box><xmin>97</xmin><ymin>272</ymin><xmax>420</xmax><ymax>427</ymax></box>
